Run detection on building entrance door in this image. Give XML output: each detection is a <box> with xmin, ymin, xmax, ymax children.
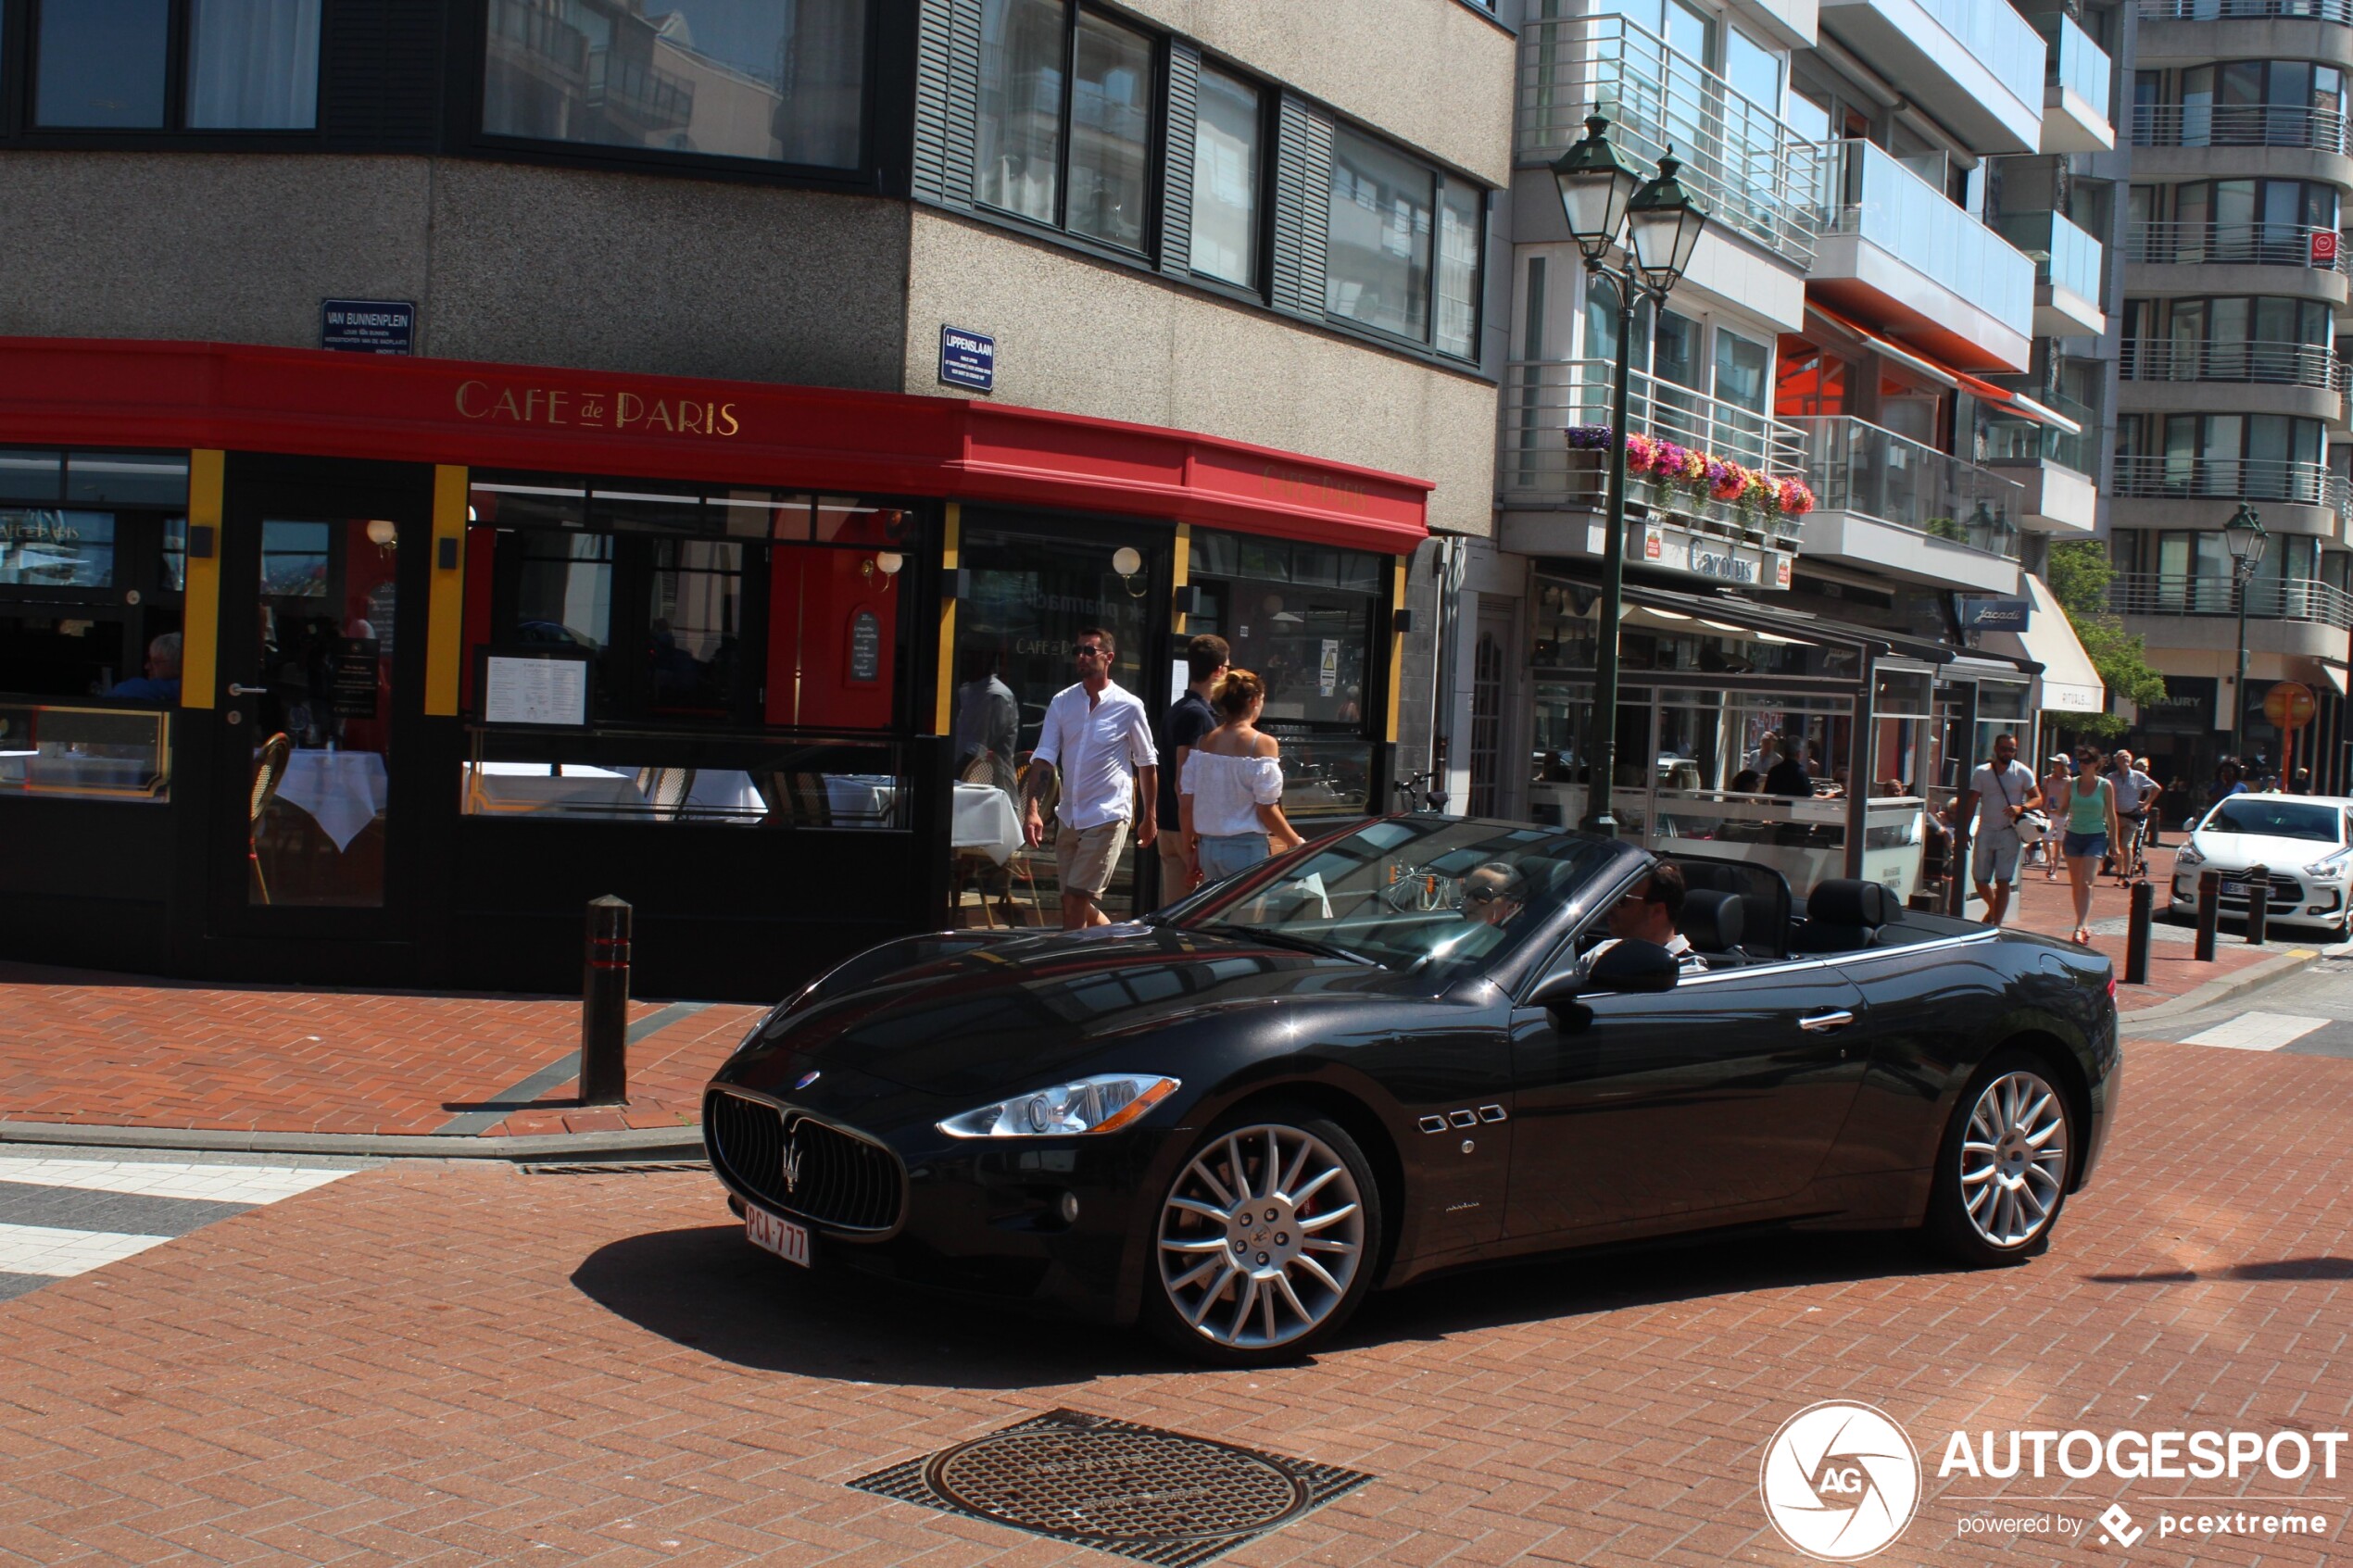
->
<box><xmin>208</xmin><ymin>460</ymin><xmax>433</xmax><ymax>950</ymax></box>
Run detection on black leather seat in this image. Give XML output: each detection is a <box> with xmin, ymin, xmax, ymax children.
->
<box><xmin>1792</xmin><ymin>878</ymin><xmax>1901</xmax><ymax>954</ymax></box>
<box><xmin>1678</xmin><ymin>888</ymin><xmax>1746</xmax><ymax>964</ymax></box>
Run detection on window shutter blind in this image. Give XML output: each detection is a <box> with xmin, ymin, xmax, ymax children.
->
<box><xmin>321</xmin><ymin>0</ymin><xmax>440</xmax><ymax>151</ymax></box>
<box><xmin>1270</xmin><ymin>93</ymin><xmax>1333</xmax><ymax>320</ymax></box>
<box><xmin>913</xmin><ymin>0</ymin><xmax>983</xmax><ymax>209</ymax></box>
<box><xmin>1160</xmin><ymin>42</ymin><xmax>1200</xmax><ymax>279</ymax></box>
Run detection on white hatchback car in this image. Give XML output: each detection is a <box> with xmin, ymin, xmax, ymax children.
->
<box><xmin>2171</xmin><ymin>793</ymin><xmax>2353</xmax><ymax>935</ymax></box>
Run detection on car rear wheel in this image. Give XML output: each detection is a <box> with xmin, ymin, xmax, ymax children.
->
<box><xmin>1928</xmin><ymin>1050</ymin><xmax>2074</xmax><ymax>1266</ymax></box>
<box><xmin>1142</xmin><ymin>1109</ymin><xmax>1381</xmax><ymax>1366</ymax></box>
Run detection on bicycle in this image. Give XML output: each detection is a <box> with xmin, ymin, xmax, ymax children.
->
<box><xmin>2113</xmin><ymin>809</ymin><xmax>2150</xmax><ymax>885</ymax></box>
<box><xmin>1392</xmin><ymin>770</ymin><xmax>1450</xmax><ymax>814</ymax></box>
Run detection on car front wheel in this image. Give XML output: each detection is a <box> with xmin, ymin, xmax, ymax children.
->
<box><xmin>1928</xmin><ymin>1051</ymin><xmax>2074</xmax><ymax>1266</ymax></box>
<box><xmin>1142</xmin><ymin>1109</ymin><xmax>1381</xmax><ymax>1366</ymax></box>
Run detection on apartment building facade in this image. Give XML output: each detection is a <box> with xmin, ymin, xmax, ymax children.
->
<box><xmin>1435</xmin><ymin>0</ymin><xmax>2114</xmax><ymax>902</ymax></box>
<box><xmin>0</xmin><ymin>0</ymin><xmax>1514</xmax><ymax>997</ymax></box>
<box><xmin>2120</xmin><ymin>0</ymin><xmax>2353</xmax><ymax>797</ymax></box>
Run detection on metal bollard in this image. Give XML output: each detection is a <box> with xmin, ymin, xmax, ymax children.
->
<box><xmin>2195</xmin><ymin>871</ymin><xmax>2221</xmax><ymax>962</ymax></box>
<box><xmin>2124</xmin><ymin>880</ymin><xmax>2153</xmax><ymax>986</ymax></box>
<box><xmin>582</xmin><ymin>895</ymin><xmax>632</xmax><ymax>1105</ymax></box>
<box><xmin>2246</xmin><ymin>864</ymin><xmax>2270</xmax><ymax>947</ymax></box>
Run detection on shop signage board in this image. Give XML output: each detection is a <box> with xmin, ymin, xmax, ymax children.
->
<box><xmin>321</xmin><ymin>300</ymin><xmax>415</xmax><ymax>356</ymax></box>
<box><xmin>938</xmin><ymin>326</ymin><xmax>996</xmax><ymax>392</ymax></box>
<box><xmin>2313</xmin><ymin>231</ymin><xmax>2340</xmax><ymax>268</ymax></box>
<box><xmin>2141</xmin><ymin>678</ymin><xmax>2213</xmax><ymax>733</ymax></box>
<box><xmin>1963</xmin><ymin>597</ymin><xmax>2030</xmax><ymax>631</ymax></box>
<box><xmin>1608</xmin><ymin>521</ymin><xmax>1782</xmax><ymax>589</ymax></box>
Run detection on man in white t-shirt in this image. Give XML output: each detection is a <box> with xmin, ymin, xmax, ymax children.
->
<box><xmin>1946</xmin><ymin>732</ymin><xmax>2044</xmax><ymax>927</ymax></box>
<box><xmin>1024</xmin><ymin>626</ymin><xmax>1158</xmax><ymax>930</ymax></box>
<box><xmin>2105</xmin><ymin>748</ymin><xmax>2161</xmax><ymax>884</ymax></box>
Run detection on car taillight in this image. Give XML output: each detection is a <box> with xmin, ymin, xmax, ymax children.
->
<box><xmin>2106</xmin><ymin>974</ymin><xmax>2119</xmax><ymax>1002</ymax></box>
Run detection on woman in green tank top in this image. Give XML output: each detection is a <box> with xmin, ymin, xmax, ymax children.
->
<box><xmin>2060</xmin><ymin>745</ymin><xmax>2123</xmax><ymax>946</ymax></box>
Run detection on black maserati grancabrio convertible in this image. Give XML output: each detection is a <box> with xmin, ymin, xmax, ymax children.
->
<box><xmin>704</xmin><ymin>816</ymin><xmax>2120</xmax><ymax>1365</ymax></box>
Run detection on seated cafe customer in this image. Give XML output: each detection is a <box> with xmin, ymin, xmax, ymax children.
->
<box><xmin>1180</xmin><ymin>668</ymin><xmax>1304</xmax><ymax>883</ymax></box>
<box><xmin>109</xmin><ymin>633</ymin><xmax>182</xmax><ymax>703</ymax></box>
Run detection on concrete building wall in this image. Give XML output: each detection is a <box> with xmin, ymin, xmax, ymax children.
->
<box><xmin>0</xmin><ymin>154</ymin><xmax>912</xmax><ymax>393</ymax></box>
<box><xmin>903</xmin><ymin>209</ymin><xmax>1501</xmax><ymax>534</ymax></box>
<box><xmin>1121</xmin><ymin>0</ymin><xmax>1516</xmax><ymax>183</ymax></box>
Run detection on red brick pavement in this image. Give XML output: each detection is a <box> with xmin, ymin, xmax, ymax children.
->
<box><xmin>0</xmin><ymin>962</ymin><xmax>761</xmax><ymax>1138</ymax></box>
<box><xmin>0</xmin><ymin>1037</ymin><xmax>2345</xmax><ymax>1565</ymax></box>
<box><xmin>0</xmin><ymin>848</ymin><xmax>2321</xmax><ymax>1141</ymax></box>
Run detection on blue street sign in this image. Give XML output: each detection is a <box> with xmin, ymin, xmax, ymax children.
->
<box><xmin>938</xmin><ymin>325</ymin><xmax>995</xmax><ymax>392</ymax></box>
<box><xmin>321</xmin><ymin>299</ymin><xmax>415</xmax><ymax>356</ymax></box>
<box><xmin>1965</xmin><ymin>596</ymin><xmax>2031</xmax><ymax>631</ymax></box>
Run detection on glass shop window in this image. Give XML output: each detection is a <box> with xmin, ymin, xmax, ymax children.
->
<box><xmin>33</xmin><ymin>0</ymin><xmax>321</xmax><ymax>130</ymax></box>
<box><xmin>483</xmin><ymin>0</ymin><xmax>869</xmax><ymax>169</ymax></box>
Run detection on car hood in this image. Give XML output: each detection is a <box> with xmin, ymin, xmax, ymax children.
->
<box><xmin>718</xmin><ymin>922</ymin><xmax>1402</xmax><ymax>1101</ymax></box>
<box><xmin>2190</xmin><ymin>830</ymin><xmax>2345</xmax><ymax>872</ymax></box>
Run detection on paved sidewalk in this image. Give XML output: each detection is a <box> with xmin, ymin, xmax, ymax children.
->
<box><xmin>0</xmin><ymin>961</ymin><xmax>761</xmax><ymax>1145</ymax></box>
<box><xmin>0</xmin><ymin>849</ymin><xmax>2321</xmax><ymax>1150</ymax></box>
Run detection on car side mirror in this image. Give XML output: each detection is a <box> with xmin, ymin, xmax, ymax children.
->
<box><xmin>1584</xmin><ymin>939</ymin><xmax>1680</xmax><ymax>995</ymax></box>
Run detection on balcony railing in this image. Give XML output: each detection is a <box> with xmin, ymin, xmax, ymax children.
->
<box><xmin>2046</xmin><ymin>15</ymin><xmax>2113</xmax><ymax>112</ymax></box>
<box><xmin>1991</xmin><ymin>208</ymin><xmax>2106</xmax><ymax>299</ymax></box>
<box><xmin>1820</xmin><ymin>141</ymin><xmax>2037</xmax><ymax>332</ymax></box>
<box><xmin>2132</xmin><ymin>102</ymin><xmax>2349</xmax><ymax>151</ymax></box>
<box><xmin>1985</xmin><ymin>391</ymin><xmax>2100</xmax><ymax>472</ymax></box>
<box><xmin>2123</xmin><ymin>220</ymin><xmax>2348</xmax><ymax>270</ymax></box>
<box><xmin>2111</xmin><ymin>452</ymin><xmax>2353</xmax><ymax>512</ymax></box>
<box><xmin>2108</xmin><ymin>571</ymin><xmax>2353</xmax><ymax>626</ymax></box>
<box><xmin>1787</xmin><ymin>414</ymin><xmax>2027</xmax><ymax>558</ymax></box>
<box><xmin>2120</xmin><ymin>337</ymin><xmax>2340</xmax><ymax>387</ymax></box>
<box><xmin>2137</xmin><ymin>0</ymin><xmax>2353</xmax><ymax>21</ymax></box>
<box><xmin>1869</xmin><ymin>0</ymin><xmax>2047</xmax><ymax>115</ymax></box>
<box><xmin>1500</xmin><ymin>359</ymin><xmax>1810</xmax><ymax>538</ymax></box>
<box><xmin>1517</xmin><ymin>15</ymin><xmax>1817</xmax><ymax>267</ymax></box>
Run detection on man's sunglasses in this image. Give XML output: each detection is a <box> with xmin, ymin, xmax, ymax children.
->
<box><xmin>1073</xmin><ymin>644</ymin><xmax>1109</xmax><ymax>658</ymax></box>
<box><xmin>1463</xmin><ymin>885</ymin><xmax>1509</xmax><ymax>904</ymax></box>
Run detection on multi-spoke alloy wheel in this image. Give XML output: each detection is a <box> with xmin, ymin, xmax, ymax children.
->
<box><xmin>1153</xmin><ymin>1119</ymin><xmax>1371</xmax><ymax>1358</ymax></box>
<box><xmin>1958</xmin><ymin>1070</ymin><xmax>2069</xmax><ymax>1248</ymax></box>
<box><xmin>1930</xmin><ymin>1051</ymin><xmax>2075</xmax><ymax>1265</ymax></box>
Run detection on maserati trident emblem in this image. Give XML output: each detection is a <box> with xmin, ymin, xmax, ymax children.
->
<box><xmin>780</xmin><ymin>1132</ymin><xmax>804</xmax><ymax>1196</ymax></box>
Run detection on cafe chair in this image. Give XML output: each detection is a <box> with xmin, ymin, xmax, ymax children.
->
<box><xmin>638</xmin><ymin>767</ymin><xmax>696</xmax><ymax>822</ymax></box>
<box><xmin>249</xmin><ymin>731</ymin><xmax>293</xmax><ymax>905</ymax></box>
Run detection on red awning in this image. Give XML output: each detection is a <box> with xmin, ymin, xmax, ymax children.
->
<box><xmin>0</xmin><ymin>337</ymin><xmax>1432</xmax><ymax>555</ymax></box>
<box><xmin>1805</xmin><ymin>306</ymin><xmax>2080</xmax><ymax>433</ymax></box>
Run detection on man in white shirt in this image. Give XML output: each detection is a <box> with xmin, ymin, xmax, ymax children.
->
<box><xmin>1587</xmin><ymin>859</ymin><xmax>1709</xmax><ymax>977</ymax></box>
<box><xmin>1946</xmin><ymin>732</ymin><xmax>2044</xmax><ymax>927</ymax></box>
<box><xmin>1024</xmin><ymin>627</ymin><xmax>1158</xmax><ymax>930</ymax></box>
<box><xmin>2105</xmin><ymin>748</ymin><xmax>2162</xmax><ymax>884</ymax></box>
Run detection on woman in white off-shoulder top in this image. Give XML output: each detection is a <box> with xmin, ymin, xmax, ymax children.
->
<box><xmin>1178</xmin><ymin>668</ymin><xmax>1305</xmax><ymax>883</ymax></box>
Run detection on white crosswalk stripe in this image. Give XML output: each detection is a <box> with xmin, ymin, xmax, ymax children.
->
<box><xmin>0</xmin><ymin>1158</ymin><xmax>352</xmax><ymax>1205</ymax></box>
<box><xmin>2180</xmin><ymin>1011</ymin><xmax>2335</xmax><ymax>1052</ymax></box>
<box><xmin>0</xmin><ymin>1151</ymin><xmax>365</xmax><ymax>1301</ymax></box>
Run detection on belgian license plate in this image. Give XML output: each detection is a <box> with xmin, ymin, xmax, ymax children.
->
<box><xmin>746</xmin><ymin>1203</ymin><xmax>811</xmax><ymax>1268</ymax></box>
<box><xmin>2221</xmin><ymin>880</ymin><xmax>2250</xmax><ymax>897</ymax></box>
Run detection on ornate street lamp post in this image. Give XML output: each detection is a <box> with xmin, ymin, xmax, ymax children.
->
<box><xmin>2222</xmin><ymin>501</ymin><xmax>2268</xmax><ymax>763</ymax></box>
<box><xmin>1553</xmin><ymin>116</ymin><xmax>1709</xmax><ymax>834</ymax></box>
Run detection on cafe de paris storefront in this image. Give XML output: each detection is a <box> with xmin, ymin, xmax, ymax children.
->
<box><xmin>0</xmin><ymin>338</ymin><xmax>1425</xmax><ymax>1002</ymax></box>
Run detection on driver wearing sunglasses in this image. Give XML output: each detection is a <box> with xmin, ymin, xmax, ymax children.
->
<box><xmin>1458</xmin><ymin>861</ymin><xmax>1525</xmax><ymax>927</ymax></box>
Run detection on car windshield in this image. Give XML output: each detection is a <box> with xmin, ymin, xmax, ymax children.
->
<box><xmin>2201</xmin><ymin>799</ymin><xmax>2344</xmax><ymax>843</ymax></box>
<box><xmin>1164</xmin><ymin>818</ymin><xmax>1625</xmax><ymax>978</ymax></box>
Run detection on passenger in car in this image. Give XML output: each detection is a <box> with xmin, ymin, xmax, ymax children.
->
<box><xmin>1588</xmin><ymin>860</ymin><xmax>1710</xmax><ymax>977</ymax></box>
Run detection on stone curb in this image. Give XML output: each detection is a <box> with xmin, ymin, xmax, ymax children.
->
<box><xmin>2119</xmin><ymin>947</ymin><xmax>2323</xmax><ymax>1026</ymax></box>
<box><xmin>0</xmin><ymin>1119</ymin><xmax>705</xmax><ymax>1162</ymax></box>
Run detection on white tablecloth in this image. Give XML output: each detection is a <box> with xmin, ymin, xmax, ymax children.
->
<box><xmin>470</xmin><ymin>763</ymin><xmax>645</xmax><ymax>817</ymax></box>
<box><xmin>271</xmin><ymin>750</ymin><xmax>390</xmax><ymax>851</ymax></box>
<box><xmin>952</xmin><ymin>783</ymin><xmax>1024</xmax><ymax>865</ymax></box>
<box><xmin>0</xmin><ymin>749</ymin><xmax>157</xmax><ymax>795</ymax></box>
<box><xmin>824</xmin><ymin>772</ymin><xmax>900</xmax><ymax>827</ymax></box>
<box><xmin>272</xmin><ymin>752</ymin><xmax>393</xmax><ymax>850</ymax></box>
<box><xmin>682</xmin><ymin>769</ymin><xmax>761</xmax><ymax>821</ymax></box>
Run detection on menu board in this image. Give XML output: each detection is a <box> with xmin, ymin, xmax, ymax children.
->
<box><xmin>483</xmin><ymin>654</ymin><xmax>589</xmax><ymax>726</ymax></box>
<box><xmin>849</xmin><ymin>610</ymin><xmax>882</xmax><ymax>683</ymax></box>
<box><xmin>330</xmin><ymin>639</ymin><xmax>381</xmax><ymax>720</ymax></box>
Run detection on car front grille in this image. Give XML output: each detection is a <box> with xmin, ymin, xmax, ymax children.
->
<box><xmin>707</xmin><ymin>1089</ymin><xmax>903</xmax><ymax>1233</ymax></box>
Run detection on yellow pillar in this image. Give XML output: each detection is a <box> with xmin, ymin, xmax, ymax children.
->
<box><xmin>1385</xmin><ymin>555</ymin><xmax>1407</xmax><ymax>745</ymax></box>
<box><xmin>933</xmin><ymin>504</ymin><xmax>961</xmax><ymax>736</ymax></box>
<box><xmin>178</xmin><ymin>450</ymin><xmax>225</xmax><ymax>710</ymax></box>
<box><xmin>423</xmin><ymin>466</ymin><xmax>469</xmax><ymax>717</ymax></box>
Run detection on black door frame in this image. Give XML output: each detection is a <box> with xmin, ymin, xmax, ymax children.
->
<box><xmin>202</xmin><ymin>454</ymin><xmax>436</xmax><ymax>962</ymax></box>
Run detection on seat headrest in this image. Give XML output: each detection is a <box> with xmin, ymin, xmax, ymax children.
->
<box><xmin>1806</xmin><ymin>878</ymin><xmax>1897</xmax><ymax>927</ymax></box>
<box><xmin>1679</xmin><ymin>888</ymin><xmax>1744</xmax><ymax>951</ymax></box>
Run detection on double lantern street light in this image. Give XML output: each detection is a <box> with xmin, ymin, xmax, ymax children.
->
<box><xmin>1552</xmin><ymin>114</ymin><xmax>1710</xmax><ymax>834</ymax></box>
<box><xmin>2222</xmin><ymin>500</ymin><xmax>2269</xmax><ymax>764</ymax></box>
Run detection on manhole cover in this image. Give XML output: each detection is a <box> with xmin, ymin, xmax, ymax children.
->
<box><xmin>850</xmin><ymin>1409</ymin><xmax>1373</xmax><ymax>1567</ymax></box>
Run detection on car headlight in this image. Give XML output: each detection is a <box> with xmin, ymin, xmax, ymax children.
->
<box><xmin>2175</xmin><ymin>845</ymin><xmax>2205</xmax><ymax>868</ymax></box>
<box><xmin>2304</xmin><ymin>848</ymin><xmax>2353</xmax><ymax>880</ymax></box>
<box><xmin>937</xmin><ymin>1073</ymin><xmax>1181</xmax><ymax>1139</ymax></box>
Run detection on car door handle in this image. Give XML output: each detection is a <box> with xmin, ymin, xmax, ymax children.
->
<box><xmin>226</xmin><ymin>684</ymin><xmax>270</xmax><ymax>696</ymax></box>
<box><xmin>1798</xmin><ymin>1010</ymin><xmax>1856</xmax><ymax>1033</ymax></box>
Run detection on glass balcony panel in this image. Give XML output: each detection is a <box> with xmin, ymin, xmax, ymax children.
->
<box><xmin>1825</xmin><ymin>141</ymin><xmax>2036</xmax><ymax>336</ymax></box>
<box><xmin>1787</xmin><ymin>414</ymin><xmax>2027</xmax><ymax>558</ymax></box>
<box><xmin>1517</xmin><ymin>15</ymin><xmax>1816</xmax><ymax>268</ymax></box>
<box><xmin>2049</xmin><ymin>15</ymin><xmax>2112</xmax><ymax>111</ymax></box>
<box><xmin>1990</xmin><ymin>208</ymin><xmax>2105</xmax><ymax>298</ymax></box>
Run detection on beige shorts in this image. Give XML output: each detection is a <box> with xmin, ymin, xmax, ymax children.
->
<box><xmin>1054</xmin><ymin>819</ymin><xmax>1130</xmax><ymax>898</ymax></box>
